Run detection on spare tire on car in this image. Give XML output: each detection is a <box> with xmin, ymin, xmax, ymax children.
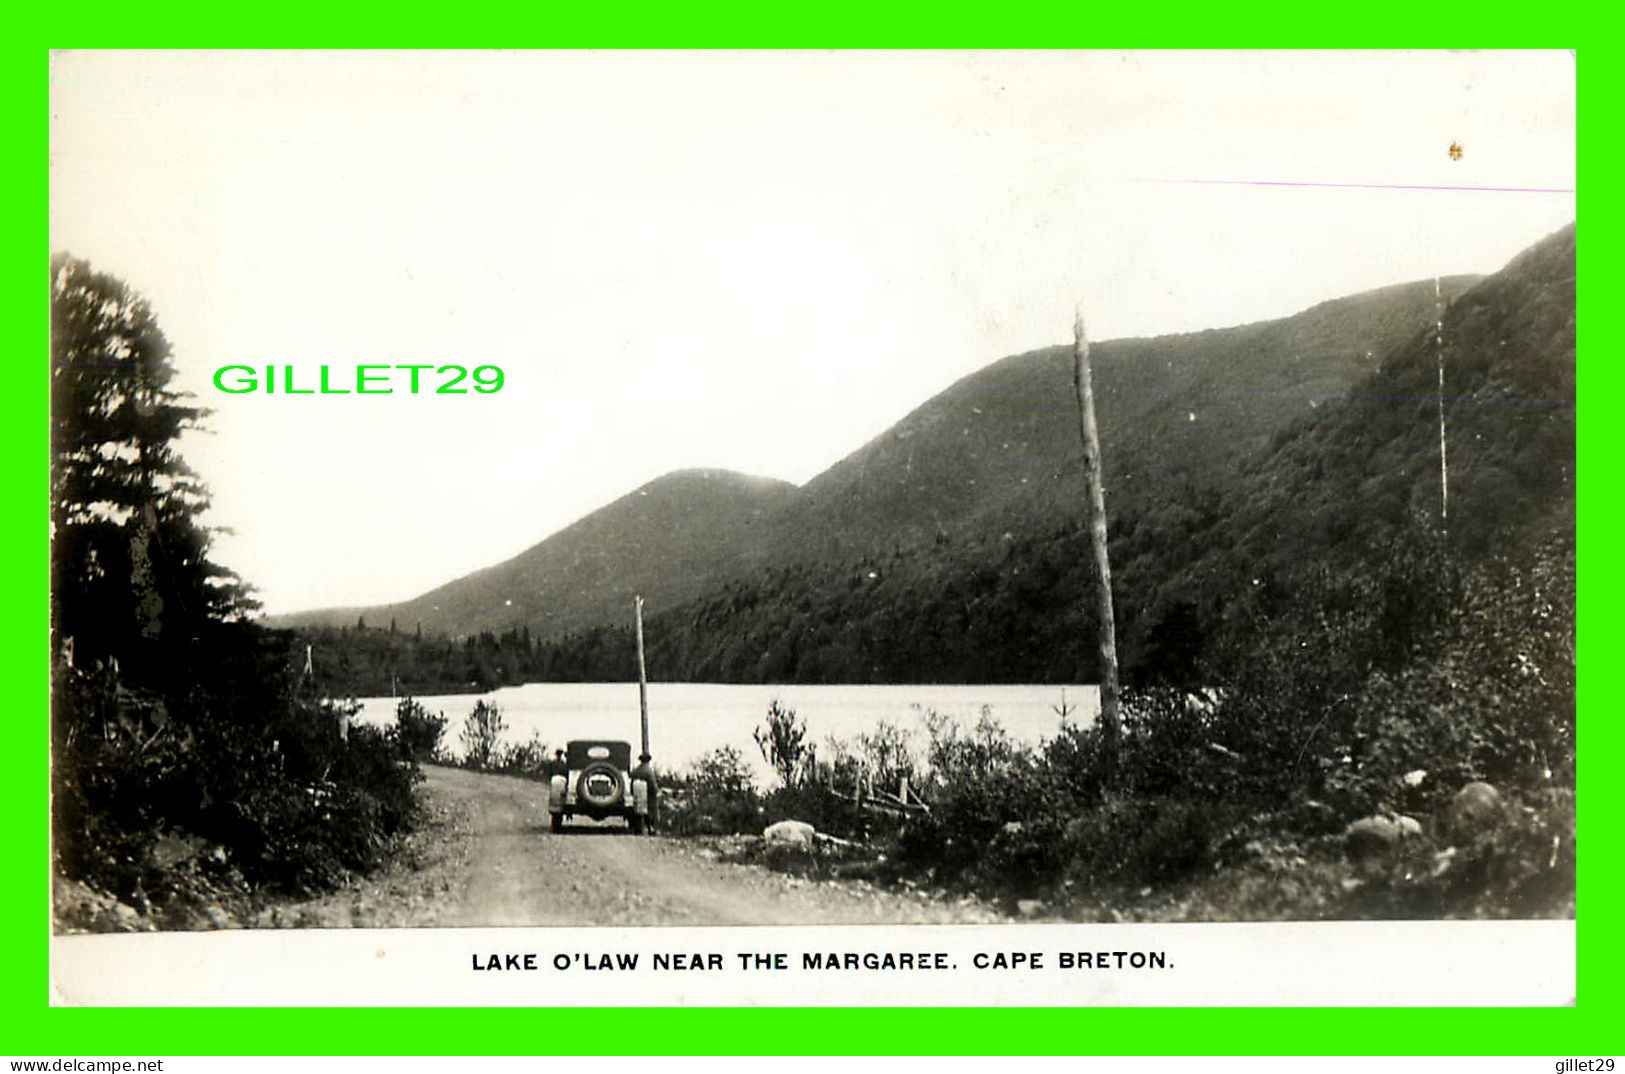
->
<box><xmin>577</xmin><ymin>761</ymin><xmax>626</xmax><ymax>808</ymax></box>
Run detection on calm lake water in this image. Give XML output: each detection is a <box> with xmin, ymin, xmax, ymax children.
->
<box><xmin>354</xmin><ymin>682</ymin><xmax>1099</xmax><ymax>785</ymax></box>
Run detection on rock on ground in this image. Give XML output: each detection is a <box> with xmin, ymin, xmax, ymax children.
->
<box><xmin>762</xmin><ymin>819</ymin><xmax>817</xmax><ymax>846</ymax></box>
<box><xmin>1443</xmin><ymin>782</ymin><xmax>1503</xmax><ymax>843</ymax></box>
<box><xmin>1344</xmin><ymin>813</ymin><xmax>1424</xmax><ymax>870</ymax></box>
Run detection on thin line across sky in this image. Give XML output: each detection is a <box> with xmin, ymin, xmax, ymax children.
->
<box><xmin>1144</xmin><ymin>177</ymin><xmax>1575</xmax><ymax>195</ymax></box>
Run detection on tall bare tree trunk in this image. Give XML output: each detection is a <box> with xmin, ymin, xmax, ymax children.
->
<box><xmin>634</xmin><ymin>595</ymin><xmax>651</xmax><ymax>764</ymax></box>
<box><xmin>1435</xmin><ymin>277</ymin><xmax>1450</xmax><ymax>528</ymax></box>
<box><xmin>1072</xmin><ymin>310</ymin><xmax>1121</xmax><ymax>776</ymax></box>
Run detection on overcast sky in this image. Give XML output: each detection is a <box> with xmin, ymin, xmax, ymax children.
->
<box><xmin>49</xmin><ymin>50</ymin><xmax>1576</xmax><ymax>615</ymax></box>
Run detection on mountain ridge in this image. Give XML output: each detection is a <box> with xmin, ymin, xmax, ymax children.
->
<box><xmin>270</xmin><ymin>467</ymin><xmax>798</xmax><ymax>636</ymax></box>
<box><xmin>518</xmin><ymin>222</ymin><xmax>1574</xmax><ymax>686</ymax></box>
<box><xmin>270</xmin><ymin>271</ymin><xmax>1487</xmax><ymax>639</ymax></box>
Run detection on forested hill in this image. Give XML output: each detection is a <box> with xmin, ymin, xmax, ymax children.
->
<box><xmin>521</xmin><ymin>223</ymin><xmax>1574</xmax><ymax>686</ymax></box>
<box><xmin>771</xmin><ymin>274</ymin><xmax>1481</xmax><ymax>567</ymax></box>
<box><xmin>273</xmin><ymin>468</ymin><xmax>797</xmax><ymax>638</ymax></box>
<box><xmin>1196</xmin><ymin>222</ymin><xmax>1575</xmax><ymax>610</ymax></box>
<box><xmin>276</xmin><ymin>272</ymin><xmax>1478</xmax><ymax>643</ymax></box>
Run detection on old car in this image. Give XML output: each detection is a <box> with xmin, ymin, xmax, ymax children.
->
<box><xmin>549</xmin><ymin>739</ymin><xmax>653</xmax><ymax>834</ymax></box>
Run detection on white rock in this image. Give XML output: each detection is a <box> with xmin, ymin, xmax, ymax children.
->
<box><xmin>1344</xmin><ymin>813</ymin><xmax>1424</xmax><ymax>869</ymax></box>
<box><xmin>1444</xmin><ymin>782</ymin><xmax>1503</xmax><ymax>842</ymax></box>
<box><xmin>763</xmin><ymin>820</ymin><xmax>816</xmax><ymax>846</ymax></box>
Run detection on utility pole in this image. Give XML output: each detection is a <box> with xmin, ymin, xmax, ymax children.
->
<box><xmin>1435</xmin><ymin>277</ymin><xmax>1450</xmax><ymax>528</ymax></box>
<box><xmin>634</xmin><ymin>595</ymin><xmax>651</xmax><ymax>765</ymax></box>
<box><xmin>1072</xmin><ymin>309</ymin><xmax>1121</xmax><ymax>775</ymax></box>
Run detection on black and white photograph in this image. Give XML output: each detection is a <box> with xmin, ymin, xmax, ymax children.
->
<box><xmin>48</xmin><ymin>49</ymin><xmax>1575</xmax><ymax>1003</ymax></box>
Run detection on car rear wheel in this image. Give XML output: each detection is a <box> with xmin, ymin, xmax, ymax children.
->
<box><xmin>550</xmin><ymin>814</ymin><xmax>564</xmax><ymax>833</ymax></box>
<box><xmin>628</xmin><ymin>814</ymin><xmax>645</xmax><ymax>835</ymax></box>
<box><xmin>577</xmin><ymin>762</ymin><xmax>626</xmax><ymax>810</ymax></box>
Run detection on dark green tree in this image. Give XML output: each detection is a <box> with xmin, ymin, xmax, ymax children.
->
<box><xmin>1135</xmin><ymin>600</ymin><xmax>1206</xmax><ymax>688</ymax></box>
<box><xmin>50</xmin><ymin>254</ymin><xmax>252</xmax><ymax>675</ymax></box>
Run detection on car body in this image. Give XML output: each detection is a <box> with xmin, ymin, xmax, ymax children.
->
<box><xmin>548</xmin><ymin>739</ymin><xmax>653</xmax><ymax>834</ymax></box>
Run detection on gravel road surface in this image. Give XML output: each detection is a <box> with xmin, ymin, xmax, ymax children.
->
<box><xmin>259</xmin><ymin>765</ymin><xmax>1002</xmax><ymax>928</ymax></box>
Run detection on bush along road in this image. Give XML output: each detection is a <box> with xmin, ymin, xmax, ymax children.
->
<box><xmin>55</xmin><ymin>765</ymin><xmax>1006</xmax><ymax>931</ymax></box>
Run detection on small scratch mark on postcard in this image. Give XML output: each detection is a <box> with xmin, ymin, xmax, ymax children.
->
<box><xmin>1137</xmin><ymin>177</ymin><xmax>1571</xmax><ymax>195</ymax></box>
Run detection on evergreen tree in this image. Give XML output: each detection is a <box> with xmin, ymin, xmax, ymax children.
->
<box><xmin>50</xmin><ymin>254</ymin><xmax>252</xmax><ymax>675</ymax></box>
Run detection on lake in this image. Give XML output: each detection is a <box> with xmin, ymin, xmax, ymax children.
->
<box><xmin>354</xmin><ymin>682</ymin><xmax>1099</xmax><ymax>785</ymax></box>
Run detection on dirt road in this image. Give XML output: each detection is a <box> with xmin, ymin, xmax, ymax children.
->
<box><xmin>262</xmin><ymin>765</ymin><xmax>1003</xmax><ymax>928</ymax></box>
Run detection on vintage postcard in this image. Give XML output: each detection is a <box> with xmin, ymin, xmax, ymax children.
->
<box><xmin>47</xmin><ymin>49</ymin><xmax>1576</xmax><ymax>1005</ymax></box>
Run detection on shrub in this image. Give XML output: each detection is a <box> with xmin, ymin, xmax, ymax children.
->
<box><xmin>1040</xmin><ymin>721</ymin><xmax>1113</xmax><ymax>807</ymax></box>
<box><xmin>459</xmin><ymin>700</ymin><xmax>506</xmax><ymax>769</ymax></box>
<box><xmin>51</xmin><ymin>633</ymin><xmax>425</xmax><ymax>904</ymax></box>
<box><xmin>753</xmin><ymin>699</ymin><xmax>810</xmax><ymax>788</ymax></box>
<box><xmin>1062</xmin><ymin>795</ymin><xmax>1235</xmax><ymax>891</ymax></box>
<box><xmin>394</xmin><ymin>697</ymin><xmax>448</xmax><ymax>762</ymax></box>
<box><xmin>493</xmin><ymin>732</ymin><xmax>553</xmax><ymax>778</ymax></box>
<box><xmin>922</xmin><ymin>706</ymin><xmax>1016</xmax><ymax>787</ymax></box>
<box><xmin>661</xmin><ymin>747</ymin><xmax>762</xmax><ymax>836</ymax></box>
<box><xmin>888</xmin><ymin>700</ymin><xmax>1248</xmax><ymax>898</ymax></box>
<box><xmin>896</xmin><ymin>741</ymin><xmax>1063</xmax><ymax>892</ymax></box>
<box><xmin>808</xmin><ymin>734</ymin><xmax>866</xmax><ymax>793</ymax></box>
<box><xmin>1117</xmin><ymin>689</ymin><xmax>1212</xmax><ymax>795</ymax></box>
<box><xmin>855</xmin><ymin>719</ymin><xmax>917</xmax><ymax>794</ymax></box>
<box><xmin>52</xmin><ymin>663</ymin><xmax>200</xmax><ymax>906</ymax></box>
<box><xmin>210</xmin><ymin>698</ymin><xmax>421</xmax><ymax>892</ymax></box>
